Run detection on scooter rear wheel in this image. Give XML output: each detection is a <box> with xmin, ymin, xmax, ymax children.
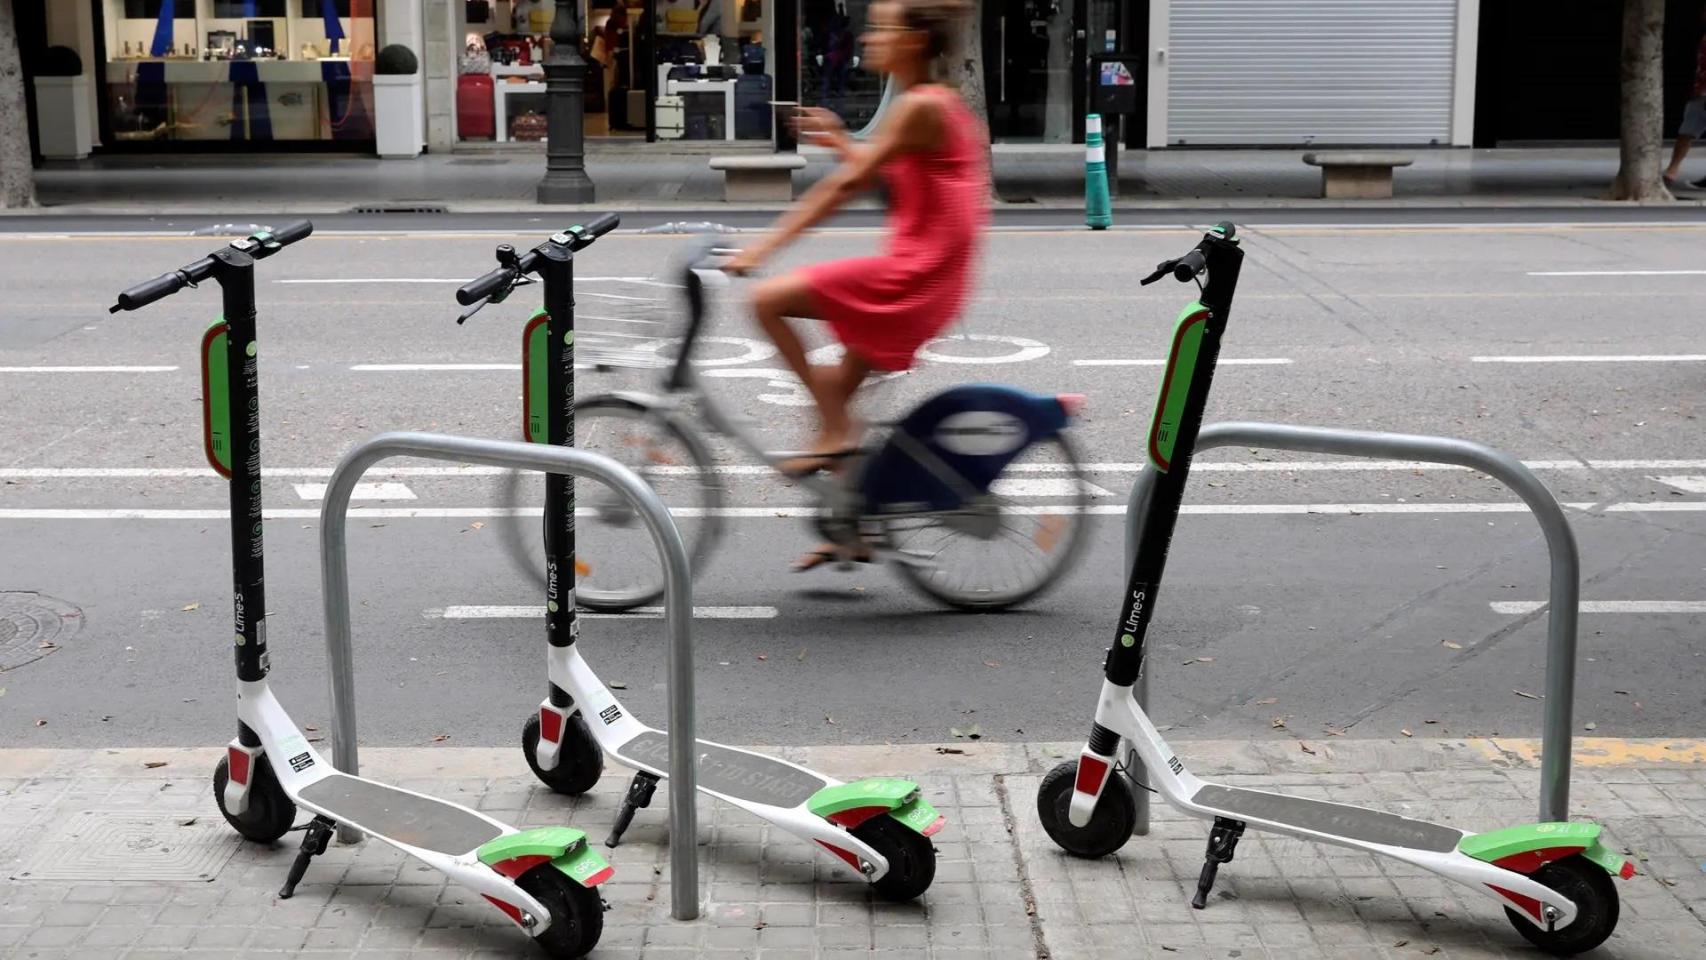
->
<box><xmin>522</xmin><ymin>712</ymin><xmax>605</xmax><ymax>796</ymax></box>
<box><xmin>852</xmin><ymin>814</ymin><xmax>937</xmax><ymax>902</ymax></box>
<box><xmin>517</xmin><ymin>863</ymin><xmax>605</xmax><ymax>959</ymax></box>
<box><xmin>1036</xmin><ymin>760</ymin><xmax>1136</xmax><ymax>858</ymax></box>
<box><xmin>213</xmin><ymin>754</ymin><xmax>297</xmax><ymax>844</ymax></box>
<box><xmin>1503</xmin><ymin>854</ymin><xmax>1619</xmax><ymax>956</ymax></box>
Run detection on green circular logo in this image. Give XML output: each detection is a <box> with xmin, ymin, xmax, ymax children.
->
<box><xmin>1120</xmin><ymin>634</ymin><xmax>1136</xmax><ymax>648</ymax></box>
<box><xmin>245</xmin><ymin>341</ymin><xmax>257</xmax><ymax>357</ymax></box>
<box><xmin>235</xmin><ymin>635</ymin><xmax>245</xmax><ymax>646</ymax></box>
<box><xmin>564</xmin><ymin>331</ymin><xmax>574</xmax><ymax>345</ymax></box>
<box><xmin>547</xmin><ymin>600</ymin><xmax>559</xmax><ymax>613</ymax></box>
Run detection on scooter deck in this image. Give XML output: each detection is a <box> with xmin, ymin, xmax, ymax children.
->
<box><xmin>614</xmin><ymin>730</ymin><xmax>828</xmax><ymax>809</ymax></box>
<box><xmin>1192</xmin><ymin>784</ymin><xmax>1462</xmax><ymax>852</ymax></box>
<box><xmin>300</xmin><ymin>774</ymin><xmax>504</xmax><ymax>855</ymax></box>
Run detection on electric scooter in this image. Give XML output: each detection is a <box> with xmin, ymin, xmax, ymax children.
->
<box><xmin>111</xmin><ymin>224</ymin><xmax>612</xmax><ymax>959</ymax></box>
<box><xmin>1034</xmin><ymin>223</ymin><xmax>1630</xmax><ymax>955</ymax></box>
<box><xmin>453</xmin><ymin>222</ymin><xmax>946</xmax><ymax>902</ymax></box>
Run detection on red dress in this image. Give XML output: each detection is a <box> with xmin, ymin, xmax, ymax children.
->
<box><xmin>803</xmin><ymin>86</ymin><xmax>990</xmax><ymax>371</ymax></box>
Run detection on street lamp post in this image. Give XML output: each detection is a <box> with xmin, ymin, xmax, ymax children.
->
<box><xmin>536</xmin><ymin>0</ymin><xmax>595</xmax><ymax>203</ymax></box>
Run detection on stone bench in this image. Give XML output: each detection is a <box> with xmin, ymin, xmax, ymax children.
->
<box><xmin>1301</xmin><ymin>152</ymin><xmax>1415</xmax><ymax>200</ymax></box>
<box><xmin>708</xmin><ymin>154</ymin><xmax>808</xmax><ymax>202</ymax></box>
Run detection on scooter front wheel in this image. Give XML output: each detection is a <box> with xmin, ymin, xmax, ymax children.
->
<box><xmin>1504</xmin><ymin>854</ymin><xmax>1619</xmax><ymax>956</ymax></box>
<box><xmin>213</xmin><ymin>754</ymin><xmax>298</xmax><ymax>844</ymax></box>
<box><xmin>517</xmin><ymin>862</ymin><xmax>605</xmax><ymax>958</ymax></box>
<box><xmin>1036</xmin><ymin>760</ymin><xmax>1136</xmax><ymax>858</ymax></box>
<box><xmin>522</xmin><ymin>712</ymin><xmax>605</xmax><ymax>796</ymax></box>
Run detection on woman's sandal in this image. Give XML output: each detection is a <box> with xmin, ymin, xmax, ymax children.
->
<box><xmin>777</xmin><ymin>448</ymin><xmax>860</xmax><ymax>479</ymax></box>
<box><xmin>793</xmin><ymin>543</ymin><xmax>874</xmax><ymax>572</ymax></box>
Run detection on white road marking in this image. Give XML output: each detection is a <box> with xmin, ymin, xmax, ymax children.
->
<box><xmin>916</xmin><ymin>333</ymin><xmax>1050</xmax><ymax>365</ymax></box>
<box><xmin>1653</xmin><ymin>476</ymin><xmax>1706</xmax><ymax>494</ymax></box>
<box><xmin>7</xmin><ymin>459</ymin><xmax>1706</xmax><ymax>482</ymax></box>
<box><xmin>1471</xmin><ymin>355</ymin><xmax>1706</xmax><ymax>363</ymax></box>
<box><xmin>990</xmin><ymin>478</ymin><xmax>1112</xmax><ymax>497</ymax></box>
<box><xmin>1602</xmin><ymin>501</ymin><xmax>1706</xmax><ymax>512</ymax></box>
<box><xmin>350</xmin><ymin>363</ymin><xmax>522</xmax><ymax>371</ymax></box>
<box><xmin>292</xmin><ymin>482</ymin><xmax>417</xmax><ymax>501</ymax></box>
<box><xmin>1527</xmin><ymin>269</ymin><xmax>1706</xmax><ymax>276</ymax></box>
<box><xmin>277</xmin><ymin>276</ymin><xmax>655</xmax><ymax>284</ymax></box>
<box><xmin>1072</xmin><ymin>358</ymin><xmax>1294</xmax><ymax>367</ymax></box>
<box><xmin>428</xmin><ymin>605</ymin><xmax>778</xmax><ymax>620</ymax></box>
<box><xmin>1492</xmin><ymin>601</ymin><xmax>1706</xmax><ymax>614</ymax></box>
<box><xmin>0</xmin><ymin>501</ymin><xmax>1608</xmax><ymax>521</ymax></box>
<box><xmin>0</xmin><ymin>365</ymin><xmax>178</xmax><ymax>373</ymax></box>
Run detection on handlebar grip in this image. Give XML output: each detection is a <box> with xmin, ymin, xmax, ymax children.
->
<box><xmin>112</xmin><ymin>272</ymin><xmax>185</xmax><ymax>312</ymax></box>
<box><xmin>575</xmin><ymin>213</ymin><xmax>620</xmax><ymax>244</ymax></box>
<box><xmin>457</xmin><ymin>266</ymin><xmax>514</xmax><ymax>306</ymax></box>
<box><xmin>1172</xmin><ymin>249</ymin><xmax>1208</xmax><ymax>282</ymax></box>
<box><xmin>264</xmin><ymin>220</ymin><xmax>314</xmax><ymax>247</ymax></box>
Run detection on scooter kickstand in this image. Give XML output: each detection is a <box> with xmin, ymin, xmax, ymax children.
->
<box><xmin>1191</xmin><ymin>817</ymin><xmax>1246</xmax><ymax>909</ymax></box>
<box><xmin>606</xmin><ymin>772</ymin><xmax>659</xmax><ymax>847</ymax></box>
<box><xmin>279</xmin><ymin>815</ymin><xmax>337</xmax><ymax>899</ymax></box>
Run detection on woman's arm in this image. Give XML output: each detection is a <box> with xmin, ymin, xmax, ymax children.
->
<box><xmin>727</xmin><ymin>93</ymin><xmax>943</xmax><ymax>273</ymax></box>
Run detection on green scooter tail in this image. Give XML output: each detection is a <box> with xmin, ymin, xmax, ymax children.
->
<box><xmin>1458</xmin><ymin>822</ymin><xmax>1635</xmax><ymax>879</ymax></box>
<box><xmin>808</xmin><ymin>778</ymin><xmax>946</xmax><ymax>837</ymax></box>
<box><xmin>478</xmin><ymin>826</ymin><xmax>614</xmax><ymax>888</ymax></box>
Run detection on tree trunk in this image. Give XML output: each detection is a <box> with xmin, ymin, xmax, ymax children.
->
<box><xmin>1608</xmin><ymin>0</ymin><xmax>1669</xmax><ymax>201</ymax></box>
<box><xmin>946</xmin><ymin>1</ymin><xmax>992</xmax><ymax>191</ymax></box>
<box><xmin>0</xmin><ymin>0</ymin><xmax>37</xmax><ymax>209</ymax></box>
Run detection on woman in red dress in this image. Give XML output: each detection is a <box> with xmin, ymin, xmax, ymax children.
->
<box><xmin>726</xmin><ymin>0</ymin><xmax>987</xmax><ymax>567</ymax></box>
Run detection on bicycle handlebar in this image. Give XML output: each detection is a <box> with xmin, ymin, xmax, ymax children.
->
<box><xmin>453</xmin><ymin>214</ymin><xmax>622</xmax><ymax>309</ymax></box>
<box><xmin>110</xmin><ymin>220</ymin><xmax>314</xmax><ymax>313</ymax></box>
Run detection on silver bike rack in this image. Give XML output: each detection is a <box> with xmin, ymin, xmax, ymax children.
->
<box><xmin>1123</xmin><ymin>422</ymin><xmax>1582</xmax><ymax>834</ymax></box>
<box><xmin>318</xmin><ymin>431</ymin><xmax>702</xmax><ymax>920</ymax></box>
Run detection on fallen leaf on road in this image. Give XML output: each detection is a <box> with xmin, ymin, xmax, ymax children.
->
<box><xmin>179</xmin><ymin>817</ymin><xmax>198</xmax><ymax>827</ymax></box>
<box><xmin>1196</xmin><ymin>656</ymin><xmax>1214</xmax><ymax>663</ymax></box>
<box><xmin>984</xmin><ymin>660</ymin><xmax>1001</xmax><ymax>668</ymax></box>
<box><xmin>34</xmin><ymin>719</ymin><xmax>46</xmax><ymax>727</ymax></box>
<box><xmin>825</xmin><ymin>715</ymin><xmax>837</xmax><ymax>725</ymax></box>
<box><xmin>1401</xmin><ymin>729</ymin><xmax>1413</xmax><ymax>738</ymax></box>
<box><xmin>1255</xmin><ymin>698</ymin><xmax>1278</xmax><ymax>705</ymax></box>
<box><xmin>1584</xmin><ymin>722</ymin><xmax>1598</xmax><ymax>731</ymax></box>
<box><xmin>1324</xmin><ymin>727</ymin><xmax>1347</xmax><ymax>737</ymax></box>
<box><xmin>1513</xmin><ymin>690</ymin><xmax>1541</xmax><ymax>700</ymax></box>
<box><xmin>432</xmin><ymin>734</ymin><xmax>449</xmax><ymax>743</ymax></box>
<box><xmin>470</xmin><ymin>521</ymin><xmax>484</xmax><ymax>530</ymax></box>
<box><xmin>935</xmin><ymin>746</ymin><xmax>965</xmax><ymax>755</ymax></box>
<box><xmin>1394</xmin><ymin>940</ymin><xmax>1409</xmax><ymax>948</ymax></box>
<box><xmin>305</xmin><ymin>726</ymin><xmax>318</xmax><ymax>732</ymax></box>
<box><xmin>182</xmin><ymin>602</ymin><xmax>200</xmax><ymax>612</ymax></box>
<box><xmin>797</xmin><ymin>649</ymin><xmax>808</xmax><ymax>662</ymax></box>
<box><xmin>1271</xmin><ymin>715</ymin><xmax>1290</xmax><ymax>729</ymax></box>
<box><xmin>144</xmin><ymin>761</ymin><xmax>167</xmax><ymax>768</ymax></box>
<box><xmin>1424</xmin><ymin>719</ymin><xmax>1439</xmax><ymax>724</ymax></box>
<box><xmin>1441</xmin><ymin>640</ymin><xmax>1463</xmax><ymax>650</ymax></box>
<box><xmin>610</xmin><ymin>681</ymin><xmax>628</xmax><ymax>689</ymax></box>
<box><xmin>756</xmin><ymin>654</ymin><xmax>768</xmax><ymax>661</ymax></box>
<box><xmin>1300</xmin><ymin>743</ymin><xmax>1316</xmax><ymax>755</ymax></box>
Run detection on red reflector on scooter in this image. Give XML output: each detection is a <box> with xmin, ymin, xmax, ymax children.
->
<box><xmin>1074</xmin><ymin>755</ymin><xmax>1109</xmax><ymax>794</ymax></box>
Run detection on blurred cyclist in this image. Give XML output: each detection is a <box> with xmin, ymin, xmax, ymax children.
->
<box><xmin>725</xmin><ymin>0</ymin><xmax>988</xmax><ymax>567</ymax></box>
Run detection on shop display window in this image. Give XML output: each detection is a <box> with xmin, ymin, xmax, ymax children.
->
<box><xmin>102</xmin><ymin>0</ymin><xmax>377</xmax><ymax>142</ymax></box>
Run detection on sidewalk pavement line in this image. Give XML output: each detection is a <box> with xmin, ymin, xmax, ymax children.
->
<box><xmin>0</xmin><ymin>365</ymin><xmax>178</xmax><ymax>373</ymax></box>
<box><xmin>1471</xmin><ymin>354</ymin><xmax>1706</xmax><ymax>363</ymax></box>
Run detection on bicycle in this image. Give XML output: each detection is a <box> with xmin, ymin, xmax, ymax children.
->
<box><xmin>498</xmin><ymin>239</ymin><xmax>1092</xmax><ymax>612</ymax></box>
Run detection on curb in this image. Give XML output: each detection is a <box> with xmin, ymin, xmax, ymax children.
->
<box><xmin>6</xmin><ymin>737</ymin><xmax>1704</xmax><ymax>781</ymax></box>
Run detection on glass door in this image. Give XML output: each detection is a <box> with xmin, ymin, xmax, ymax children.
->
<box><xmin>986</xmin><ymin>0</ymin><xmax>1070</xmax><ymax>141</ymax></box>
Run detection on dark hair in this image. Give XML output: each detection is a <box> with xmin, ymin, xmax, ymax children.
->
<box><xmin>894</xmin><ymin>0</ymin><xmax>972</xmax><ymax>62</ymax></box>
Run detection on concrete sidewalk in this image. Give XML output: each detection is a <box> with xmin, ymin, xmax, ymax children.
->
<box><xmin>3</xmin><ymin>738</ymin><xmax>1704</xmax><ymax>959</ymax></box>
<box><xmin>25</xmin><ymin>145</ymin><xmax>1706</xmax><ymax>215</ymax></box>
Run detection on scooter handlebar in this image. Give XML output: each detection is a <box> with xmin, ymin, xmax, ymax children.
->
<box><xmin>111</xmin><ymin>270</ymin><xmax>190</xmax><ymax>313</ymax></box>
<box><xmin>457</xmin><ymin>266</ymin><xmax>516</xmax><ymax>306</ymax></box>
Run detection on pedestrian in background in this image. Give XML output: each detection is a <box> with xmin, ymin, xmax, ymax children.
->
<box><xmin>1663</xmin><ymin>5</ymin><xmax>1706</xmax><ymax>190</ymax></box>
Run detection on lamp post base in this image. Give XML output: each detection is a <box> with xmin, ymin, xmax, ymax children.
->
<box><xmin>536</xmin><ymin>173</ymin><xmax>596</xmax><ymax>205</ymax></box>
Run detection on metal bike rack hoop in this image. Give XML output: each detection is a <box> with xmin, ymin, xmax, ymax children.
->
<box><xmin>1122</xmin><ymin>422</ymin><xmax>1581</xmax><ymax>834</ymax></box>
<box><xmin>317</xmin><ymin>431</ymin><xmax>701</xmax><ymax>919</ymax></box>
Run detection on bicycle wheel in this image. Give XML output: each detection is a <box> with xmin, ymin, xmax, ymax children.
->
<box><xmin>494</xmin><ymin>395</ymin><xmax>723</xmax><ymax>611</ymax></box>
<box><xmin>883</xmin><ymin>432</ymin><xmax>1090</xmax><ymax>611</ymax></box>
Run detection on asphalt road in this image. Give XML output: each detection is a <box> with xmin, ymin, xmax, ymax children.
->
<box><xmin>2</xmin><ymin>213</ymin><xmax>1703</xmax><ymax>751</ymax></box>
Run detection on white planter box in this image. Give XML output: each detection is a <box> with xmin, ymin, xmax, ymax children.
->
<box><xmin>32</xmin><ymin>75</ymin><xmax>93</xmax><ymax>161</ymax></box>
<box><xmin>373</xmin><ymin>73</ymin><xmax>424</xmax><ymax>159</ymax></box>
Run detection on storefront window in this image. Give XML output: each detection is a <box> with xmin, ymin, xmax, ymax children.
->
<box><xmin>653</xmin><ymin>0</ymin><xmax>772</xmax><ymax>142</ymax></box>
<box><xmin>800</xmin><ymin>0</ymin><xmax>880</xmax><ymax>129</ymax></box>
<box><xmin>103</xmin><ymin>0</ymin><xmax>377</xmax><ymax>143</ymax></box>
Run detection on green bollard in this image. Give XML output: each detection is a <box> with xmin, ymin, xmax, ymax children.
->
<box><xmin>1085</xmin><ymin>114</ymin><xmax>1112</xmax><ymax>231</ymax></box>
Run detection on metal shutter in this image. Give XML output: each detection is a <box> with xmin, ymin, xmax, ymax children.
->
<box><xmin>1167</xmin><ymin>0</ymin><xmax>1458</xmax><ymax>145</ymax></box>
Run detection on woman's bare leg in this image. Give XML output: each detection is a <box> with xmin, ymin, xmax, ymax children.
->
<box><xmin>749</xmin><ymin>270</ymin><xmax>865</xmax><ymax>455</ymax></box>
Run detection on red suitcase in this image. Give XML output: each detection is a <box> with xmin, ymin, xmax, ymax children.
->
<box><xmin>457</xmin><ymin>74</ymin><xmax>495</xmax><ymax>140</ymax></box>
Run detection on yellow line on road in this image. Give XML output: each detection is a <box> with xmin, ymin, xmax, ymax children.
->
<box><xmin>1482</xmin><ymin>737</ymin><xmax>1706</xmax><ymax>766</ymax></box>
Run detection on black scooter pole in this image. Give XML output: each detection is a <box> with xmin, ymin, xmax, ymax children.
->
<box><xmin>538</xmin><ymin>243</ymin><xmax>579</xmax><ymax>711</ymax></box>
